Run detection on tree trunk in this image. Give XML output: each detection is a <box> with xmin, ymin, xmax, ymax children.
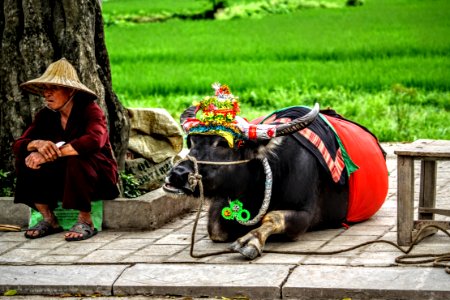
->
<box><xmin>0</xmin><ymin>0</ymin><xmax>130</xmax><ymax>175</ymax></box>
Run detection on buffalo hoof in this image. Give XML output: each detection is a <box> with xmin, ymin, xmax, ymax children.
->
<box><xmin>229</xmin><ymin>240</ymin><xmax>261</xmax><ymax>260</ymax></box>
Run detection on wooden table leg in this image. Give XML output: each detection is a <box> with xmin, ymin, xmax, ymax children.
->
<box><xmin>397</xmin><ymin>155</ymin><xmax>415</xmax><ymax>246</ymax></box>
<box><xmin>419</xmin><ymin>160</ymin><xmax>437</xmax><ymax>220</ymax></box>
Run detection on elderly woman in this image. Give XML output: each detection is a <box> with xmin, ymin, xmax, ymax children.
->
<box><xmin>13</xmin><ymin>58</ymin><xmax>119</xmax><ymax>241</ymax></box>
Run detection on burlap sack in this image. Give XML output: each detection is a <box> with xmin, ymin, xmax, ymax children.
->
<box><xmin>125</xmin><ymin>108</ymin><xmax>183</xmax><ymax>193</ymax></box>
<box><xmin>128</xmin><ymin>108</ymin><xmax>183</xmax><ymax>163</ymax></box>
<box><xmin>124</xmin><ymin>157</ymin><xmax>173</xmax><ymax>192</ymax></box>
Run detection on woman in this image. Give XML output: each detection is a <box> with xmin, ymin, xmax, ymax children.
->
<box><xmin>13</xmin><ymin>58</ymin><xmax>119</xmax><ymax>241</ymax></box>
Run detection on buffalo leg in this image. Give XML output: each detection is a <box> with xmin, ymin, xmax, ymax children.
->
<box><xmin>230</xmin><ymin>210</ymin><xmax>312</xmax><ymax>259</ymax></box>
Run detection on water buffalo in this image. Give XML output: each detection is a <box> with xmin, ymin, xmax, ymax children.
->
<box><xmin>163</xmin><ymin>87</ymin><xmax>388</xmax><ymax>260</ymax></box>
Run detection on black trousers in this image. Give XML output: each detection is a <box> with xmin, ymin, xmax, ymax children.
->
<box><xmin>14</xmin><ymin>156</ymin><xmax>119</xmax><ymax>212</ymax></box>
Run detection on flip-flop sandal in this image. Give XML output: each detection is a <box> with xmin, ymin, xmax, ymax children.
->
<box><xmin>65</xmin><ymin>222</ymin><xmax>98</xmax><ymax>242</ymax></box>
<box><xmin>24</xmin><ymin>220</ymin><xmax>63</xmax><ymax>239</ymax></box>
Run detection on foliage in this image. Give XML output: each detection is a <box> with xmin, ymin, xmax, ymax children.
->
<box><xmin>389</xmin><ymin>84</ymin><xmax>417</xmax><ymax>141</ymax></box>
<box><xmin>119</xmin><ymin>171</ymin><xmax>145</xmax><ymax>198</ymax></box>
<box><xmin>346</xmin><ymin>0</ymin><xmax>363</xmax><ymax>6</ymax></box>
<box><xmin>216</xmin><ymin>0</ymin><xmax>342</xmax><ymax>20</ymax></box>
<box><xmin>3</xmin><ymin>290</ymin><xmax>17</xmax><ymax>296</ymax></box>
<box><xmin>0</xmin><ymin>169</ymin><xmax>15</xmax><ymax>197</ymax></box>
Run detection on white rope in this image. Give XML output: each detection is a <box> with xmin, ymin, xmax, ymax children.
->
<box><xmin>236</xmin><ymin>157</ymin><xmax>272</xmax><ymax>226</ymax></box>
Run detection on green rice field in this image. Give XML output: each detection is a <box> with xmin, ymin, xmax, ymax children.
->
<box><xmin>103</xmin><ymin>0</ymin><xmax>450</xmax><ymax>142</ymax></box>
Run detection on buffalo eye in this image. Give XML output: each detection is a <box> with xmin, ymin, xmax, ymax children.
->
<box><xmin>213</xmin><ymin>139</ymin><xmax>229</xmax><ymax>149</ymax></box>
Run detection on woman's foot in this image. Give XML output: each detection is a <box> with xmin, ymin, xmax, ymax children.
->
<box><xmin>24</xmin><ymin>220</ymin><xmax>63</xmax><ymax>239</ymax></box>
<box><xmin>64</xmin><ymin>211</ymin><xmax>96</xmax><ymax>241</ymax></box>
<box><xmin>25</xmin><ymin>204</ymin><xmax>61</xmax><ymax>238</ymax></box>
<box><xmin>65</xmin><ymin>221</ymin><xmax>97</xmax><ymax>241</ymax></box>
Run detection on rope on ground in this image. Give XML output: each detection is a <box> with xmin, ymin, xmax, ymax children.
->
<box><xmin>185</xmin><ymin>155</ymin><xmax>450</xmax><ymax>275</ymax></box>
<box><xmin>0</xmin><ymin>224</ymin><xmax>21</xmax><ymax>232</ymax></box>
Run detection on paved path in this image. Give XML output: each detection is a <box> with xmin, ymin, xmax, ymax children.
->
<box><xmin>1</xmin><ymin>143</ymin><xmax>449</xmax><ymax>299</ymax></box>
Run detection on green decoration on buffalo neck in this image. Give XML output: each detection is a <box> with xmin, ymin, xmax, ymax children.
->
<box><xmin>221</xmin><ymin>199</ymin><xmax>251</xmax><ymax>222</ymax></box>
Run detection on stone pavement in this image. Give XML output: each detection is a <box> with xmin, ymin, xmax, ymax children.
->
<box><xmin>0</xmin><ymin>143</ymin><xmax>449</xmax><ymax>299</ymax></box>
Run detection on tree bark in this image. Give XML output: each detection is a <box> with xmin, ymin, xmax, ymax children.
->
<box><xmin>0</xmin><ymin>0</ymin><xmax>129</xmax><ymax>174</ymax></box>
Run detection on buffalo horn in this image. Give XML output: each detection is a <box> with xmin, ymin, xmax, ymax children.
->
<box><xmin>274</xmin><ymin>103</ymin><xmax>320</xmax><ymax>137</ymax></box>
<box><xmin>180</xmin><ymin>105</ymin><xmax>197</xmax><ymax>124</ymax></box>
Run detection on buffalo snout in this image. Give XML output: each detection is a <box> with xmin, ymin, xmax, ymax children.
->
<box><xmin>163</xmin><ymin>161</ymin><xmax>197</xmax><ymax>195</ymax></box>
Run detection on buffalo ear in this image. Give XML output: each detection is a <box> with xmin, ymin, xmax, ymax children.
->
<box><xmin>180</xmin><ymin>105</ymin><xmax>197</xmax><ymax>124</ymax></box>
<box><xmin>186</xmin><ymin>135</ymin><xmax>192</xmax><ymax>149</ymax></box>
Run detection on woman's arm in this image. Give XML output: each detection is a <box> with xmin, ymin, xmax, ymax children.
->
<box><xmin>59</xmin><ymin>143</ymin><xmax>79</xmax><ymax>156</ymax></box>
<box><xmin>27</xmin><ymin>140</ymin><xmax>62</xmax><ymax>161</ymax></box>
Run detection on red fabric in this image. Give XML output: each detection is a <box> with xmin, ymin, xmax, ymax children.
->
<box><xmin>323</xmin><ymin>115</ymin><xmax>388</xmax><ymax>223</ymax></box>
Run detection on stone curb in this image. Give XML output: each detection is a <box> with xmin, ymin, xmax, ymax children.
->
<box><xmin>0</xmin><ymin>188</ymin><xmax>197</xmax><ymax>230</ymax></box>
<box><xmin>283</xmin><ymin>265</ymin><xmax>450</xmax><ymax>300</ymax></box>
<box><xmin>1</xmin><ymin>264</ymin><xmax>449</xmax><ymax>299</ymax></box>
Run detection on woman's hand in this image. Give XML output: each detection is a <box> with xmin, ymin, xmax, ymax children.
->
<box><xmin>28</xmin><ymin>140</ymin><xmax>62</xmax><ymax>161</ymax></box>
<box><xmin>25</xmin><ymin>152</ymin><xmax>47</xmax><ymax>169</ymax></box>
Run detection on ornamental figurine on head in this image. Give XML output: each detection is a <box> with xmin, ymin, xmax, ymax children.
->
<box><xmin>182</xmin><ymin>82</ymin><xmax>277</xmax><ymax>148</ymax></box>
<box><xmin>197</xmin><ymin>82</ymin><xmax>240</xmax><ymax>124</ymax></box>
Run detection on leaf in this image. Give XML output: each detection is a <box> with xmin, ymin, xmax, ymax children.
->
<box><xmin>3</xmin><ymin>289</ymin><xmax>17</xmax><ymax>296</ymax></box>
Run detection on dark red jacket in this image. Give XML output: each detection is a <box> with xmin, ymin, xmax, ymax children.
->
<box><xmin>13</xmin><ymin>97</ymin><xmax>118</xmax><ymax>188</ymax></box>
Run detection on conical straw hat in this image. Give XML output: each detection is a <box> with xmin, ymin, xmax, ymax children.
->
<box><xmin>20</xmin><ymin>58</ymin><xmax>98</xmax><ymax>100</ymax></box>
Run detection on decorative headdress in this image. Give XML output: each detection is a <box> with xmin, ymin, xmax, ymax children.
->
<box><xmin>182</xmin><ymin>83</ymin><xmax>246</xmax><ymax>148</ymax></box>
<box><xmin>181</xmin><ymin>83</ymin><xmax>320</xmax><ymax>148</ymax></box>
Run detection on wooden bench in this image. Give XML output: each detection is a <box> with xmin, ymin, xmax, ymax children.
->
<box><xmin>394</xmin><ymin>139</ymin><xmax>450</xmax><ymax>246</ymax></box>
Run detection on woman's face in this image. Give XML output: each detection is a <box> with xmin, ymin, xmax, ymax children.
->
<box><xmin>42</xmin><ymin>85</ymin><xmax>73</xmax><ymax>110</ymax></box>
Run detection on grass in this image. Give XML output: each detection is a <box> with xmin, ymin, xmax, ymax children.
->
<box><xmin>103</xmin><ymin>0</ymin><xmax>450</xmax><ymax>142</ymax></box>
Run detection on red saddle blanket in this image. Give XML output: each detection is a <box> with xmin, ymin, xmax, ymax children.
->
<box><xmin>254</xmin><ymin>107</ymin><xmax>389</xmax><ymax>223</ymax></box>
<box><xmin>321</xmin><ymin>113</ymin><xmax>389</xmax><ymax>223</ymax></box>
